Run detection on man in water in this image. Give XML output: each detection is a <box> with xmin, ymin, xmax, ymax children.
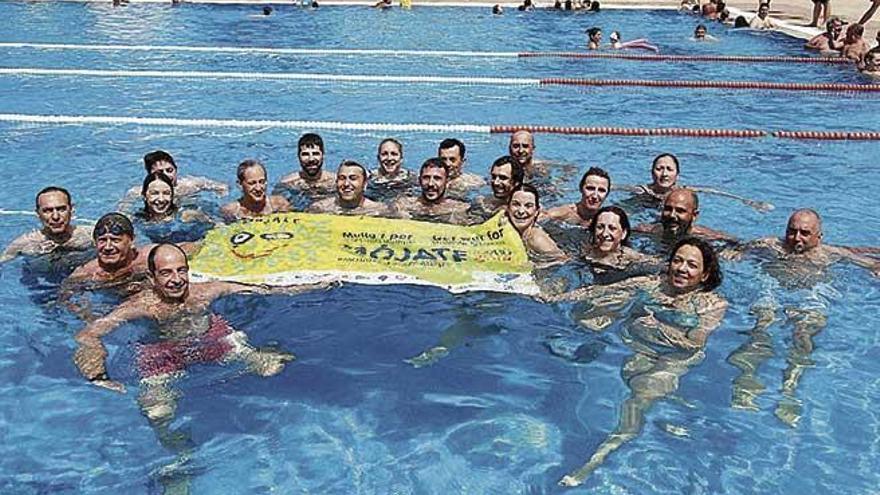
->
<box><xmin>437</xmin><ymin>138</ymin><xmax>484</xmax><ymax>198</ymax></box>
<box><xmin>221</xmin><ymin>160</ymin><xmax>291</xmax><ymax>222</ymax></box>
<box><xmin>633</xmin><ymin>188</ymin><xmax>736</xmax><ymax>245</ymax></box>
<box><xmin>121</xmin><ymin>150</ymin><xmax>228</xmax><ymax>209</ymax></box>
<box><xmin>73</xmin><ymin>243</ymin><xmax>326</xmax><ymax>423</ymax></box>
<box><xmin>1</xmin><ymin>186</ymin><xmax>92</xmax><ymax>263</ymax></box>
<box><xmin>309</xmin><ymin>160</ymin><xmax>388</xmax><ymax>216</ymax></box>
<box><xmin>859</xmin><ymin>46</ymin><xmax>880</xmax><ymax>78</ymax></box>
<box><xmin>542</xmin><ymin>167</ymin><xmax>611</xmax><ymax>228</ymax></box>
<box><xmin>508</xmin><ymin>130</ymin><xmax>547</xmax><ymax>178</ymax></box>
<box><xmin>725</xmin><ymin>209</ymin><xmax>879</xmax><ymax>426</ymax></box>
<box><xmin>65</xmin><ymin>213</ymin><xmax>157</xmax><ymax>289</ymax></box>
<box><xmin>277</xmin><ymin>133</ymin><xmax>336</xmax><ymax>199</ymax></box>
<box><xmin>805</xmin><ymin>17</ymin><xmax>844</xmax><ymax>53</ymax></box>
<box><xmin>391</xmin><ymin>158</ymin><xmax>470</xmax><ymax>224</ymax></box>
<box><xmin>472</xmin><ymin>155</ymin><xmax>524</xmax><ymax>219</ymax></box>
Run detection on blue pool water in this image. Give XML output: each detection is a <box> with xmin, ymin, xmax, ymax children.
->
<box><xmin>1</xmin><ymin>3</ymin><xmax>880</xmax><ymax>494</ymax></box>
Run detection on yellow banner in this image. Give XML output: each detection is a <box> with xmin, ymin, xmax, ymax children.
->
<box><xmin>190</xmin><ymin>212</ymin><xmax>538</xmax><ymax>295</ymax></box>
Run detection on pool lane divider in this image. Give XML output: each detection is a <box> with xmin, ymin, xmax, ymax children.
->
<box><xmin>0</xmin><ymin>42</ymin><xmax>853</xmax><ymax>65</ymax></box>
<box><xmin>1</xmin><ymin>113</ymin><xmax>878</xmax><ymax>141</ymax></box>
<box><xmin>3</xmin><ymin>67</ymin><xmax>879</xmax><ymax>93</ymax></box>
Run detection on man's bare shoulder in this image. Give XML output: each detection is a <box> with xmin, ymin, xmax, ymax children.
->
<box><xmin>308</xmin><ymin>197</ymin><xmax>336</xmax><ymax>213</ymax></box>
<box><xmin>270</xmin><ymin>195</ymin><xmax>291</xmax><ymax>211</ymax></box>
<box><xmin>542</xmin><ymin>203</ymin><xmax>575</xmax><ymax>221</ymax></box>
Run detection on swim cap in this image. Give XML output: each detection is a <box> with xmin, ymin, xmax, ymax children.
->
<box><xmin>93</xmin><ymin>213</ymin><xmax>134</xmax><ymax>239</ymax></box>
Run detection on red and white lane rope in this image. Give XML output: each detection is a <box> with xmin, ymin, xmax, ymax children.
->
<box><xmin>519</xmin><ymin>52</ymin><xmax>854</xmax><ymax>64</ymax></box>
<box><xmin>1</xmin><ymin>113</ymin><xmax>877</xmax><ymax>140</ymax></box>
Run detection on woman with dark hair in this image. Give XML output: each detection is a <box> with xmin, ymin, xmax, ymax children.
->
<box><xmin>548</xmin><ymin>237</ymin><xmax>727</xmax><ymax>486</ymax></box>
<box><xmin>137</xmin><ymin>172</ymin><xmax>213</xmax><ymax>242</ymax></box>
<box><xmin>584</xmin><ymin>206</ymin><xmax>660</xmax><ymax>280</ymax></box>
<box><xmin>507</xmin><ymin>184</ymin><xmax>568</xmax><ymax>266</ymax></box>
<box><xmin>585</xmin><ymin>27</ymin><xmax>603</xmax><ymax>49</ymax></box>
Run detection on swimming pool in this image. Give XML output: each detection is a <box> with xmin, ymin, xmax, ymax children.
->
<box><xmin>1</xmin><ymin>2</ymin><xmax>879</xmax><ymax>493</ymax></box>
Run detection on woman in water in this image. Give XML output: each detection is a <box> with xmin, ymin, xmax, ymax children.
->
<box><xmin>608</xmin><ymin>30</ymin><xmax>660</xmax><ymax>52</ymax></box>
<box><xmin>586</xmin><ymin>27</ymin><xmax>603</xmax><ymax>50</ymax></box>
<box><xmin>137</xmin><ymin>172</ymin><xmax>213</xmax><ymax>243</ymax></box>
<box><xmin>584</xmin><ymin>206</ymin><xmax>660</xmax><ymax>281</ymax></box>
<box><xmin>549</xmin><ymin>237</ymin><xmax>727</xmax><ymax>486</ymax></box>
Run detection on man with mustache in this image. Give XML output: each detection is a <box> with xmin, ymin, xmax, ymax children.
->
<box><xmin>221</xmin><ymin>160</ymin><xmax>291</xmax><ymax>222</ymax></box>
<box><xmin>309</xmin><ymin>160</ymin><xmax>388</xmax><ymax>216</ymax></box>
<box><xmin>391</xmin><ymin>158</ymin><xmax>470</xmax><ymax>224</ymax></box>
<box><xmin>633</xmin><ymin>188</ymin><xmax>735</xmax><ymax>244</ymax></box>
<box><xmin>472</xmin><ymin>155</ymin><xmax>524</xmax><ymax>219</ymax></box>
<box><xmin>542</xmin><ymin>167</ymin><xmax>611</xmax><ymax>228</ymax></box>
<box><xmin>277</xmin><ymin>133</ymin><xmax>336</xmax><ymax>199</ymax></box>
<box><xmin>73</xmin><ymin>243</ymin><xmax>326</xmax><ymax>423</ymax></box>
<box><xmin>1</xmin><ymin>186</ymin><xmax>92</xmax><ymax>263</ymax></box>
<box><xmin>437</xmin><ymin>138</ymin><xmax>485</xmax><ymax>198</ymax></box>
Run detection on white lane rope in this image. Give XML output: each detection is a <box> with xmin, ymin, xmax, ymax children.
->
<box><xmin>0</xmin><ymin>67</ymin><xmax>540</xmax><ymax>86</ymax></box>
<box><xmin>0</xmin><ymin>42</ymin><xmax>519</xmax><ymax>58</ymax></box>
<box><xmin>0</xmin><ymin>113</ymin><xmax>492</xmax><ymax>134</ymax></box>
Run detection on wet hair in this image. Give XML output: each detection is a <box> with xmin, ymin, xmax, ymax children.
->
<box><xmin>143</xmin><ymin>150</ymin><xmax>176</xmax><ymax>174</ymax></box>
<box><xmin>579</xmin><ymin>166</ymin><xmax>611</xmax><ymax>191</ymax></box>
<box><xmin>733</xmin><ymin>15</ymin><xmax>748</xmax><ymax>27</ymax></box>
<box><xmin>652</xmin><ymin>153</ymin><xmax>680</xmax><ymax>173</ymax></box>
<box><xmin>588</xmin><ymin>1</ymin><xmax>600</xmax><ymax>11</ymax></box>
<box><xmin>491</xmin><ymin>155</ymin><xmax>524</xmax><ymax>188</ymax></box>
<box><xmin>420</xmin><ymin>157</ymin><xmax>449</xmax><ymax>176</ymax></box>
<box><xmin>509</xmin><ymin>183</ymin><xmax>540</xmax><ymax>209</ymax></box>
<box><xmin>141</xmin><ymin>172</ymin><xmax>177</xmax><ymax>217</ymax></box>
<box><xmin>668</xmin><ymin>237</ymin><xmax>723</xmax><ymax>291</ymax></box>
<box><xmin>262</xmin><ymin>5</ymin><xmax>272</xmax><ymax>14</ymax></box>
<box><xmin>589</xmin><ymin>205</ymin><xmax>632</xmax><ymax>246</ymax></box>
<box><xmin>716</xmin><ymin>1</ymin><xmax>726</xmax><ymax>12</ymax></box>
<box><xmin>438</xmin><ymin>138</ymin><xmax>466</xmax><ymax>159</ymax></box>
<box><xmin>147</xmin><ymin>243</ymin><xmax>187</xmax><ymax>275</ymax></box>
<box><xmin>378</xmin><ymin>138</ymin><xmax>403</xmax><ymax>156</ymax></box>
<box><xmin>338</xmin><ymin>159</ymin><xmax>368</xmax><ymax>180</ymax></box>
<box><xmin>586</xmin><ymin>27</ymin><xmax>602</xmax><ymax>38</ymax></box>
<box><xmin>93</xmin><ymin>212</ymin><xmax>134</xmax><ymax>240</ymax></box>
<box><xmin>695</xmin><ymin>23</ymin><xmax>707</xmax><ymax>33</ymax></box>
<box><xmin>35</xmin><ymin>186</ymin><xmax>71</xmax><ymax>209</ymax></box>
<box><xmin>298</xmin><ymin>133</ymin><xmax>324</xmax><ymax>153</ymax></box>
<box><xmin>610</xmin><ymin>31</ymin><xmax>621</xmax><ymax>41</ymax></box>
<box><xmin>236</xmin><ymin>159</ymin><xmax>266</xmax><ymax>181</ymax></box>
<box><xmin>846</xmin><ymin>23</ymin><xmax>864</xmax><ymax>39</ymax></box>
<box><xmin>492</xmin><ymin>4</ymin><xmax>503</xmax><ymax>14</ymax></box>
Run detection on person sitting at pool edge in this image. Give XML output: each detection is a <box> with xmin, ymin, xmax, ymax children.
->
<box><xmin>472</xmin><ymin>155</ymin><xmax>525</xmax><ymax>219</ymax></box>
<box><xmin>277</xmin><ymin>132</ymin><xmax>336</xmax><ymax>198</ymax></box>
<box><xmin>506</xmin><ymin>184</ymin><xmax>568</xmax><ymax>265</ymax></box>
<box><xmin>437</xmin><ymin>138</ymin><xmax>484</xmax><ymax>198</ymax></box>
<box><xmin>391</xmin><ymin>158</ymin><xmax>470</xmax><ymax>225</ymax></box>
<box><xmin>541</xmin><ymin>166</ymin><xmax>611</xmax><ymax>229</ymax></box>
<box><xmin>309</xmin><ymin>160</ymin><xmax>388</xmax><ymax>216</ymax></box>
<box><xmin>120</xmin><ymin>150</ymin><xmax>228</xmax><ymax>210</ymax></box>
<box><xmin>221</xmin><ymin>159</ymin><xmax>291</xmax><ymax>222</ymax></box>
<box><xmin>1</xmin><ymin>186</ymin><xmax>93</xmax><ymax>263</ymax></box>
<box><xmin>633</xmin><ymin>188</ymin><xmax>736</xmax><ymax>245</ymax></box>
<box><xmin>805</xmin><ymin>17</ymin><xmax>844</xmax><ymax>53</ymax></box>
<box><xmin>749</xmin><ymin>3</ymin><xmax>776</xmax><ymax>30</ymax></box>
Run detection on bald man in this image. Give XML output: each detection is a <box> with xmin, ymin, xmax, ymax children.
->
<box><xmin>633</xmin><ymin>188</ymin><xmax>735</xmax><ymax>244</ymax></box>
<box><xmin>73</xmin><ymin>243</ymin><xmax>329</xmax><ymax>423</ymax></box>
<box><xmin>508</xmin><ymin>130</ymin><xmax>551</xmax><ymax>178</ymax></box>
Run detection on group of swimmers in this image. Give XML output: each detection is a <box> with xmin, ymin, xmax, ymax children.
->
<box><xmin>4</xmin><ymin>128</ymin><xmax>879</xmax><ymax>486</ymax></box>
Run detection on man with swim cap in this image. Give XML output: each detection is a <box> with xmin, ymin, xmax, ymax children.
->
<box><xmin>542</xmin><ymin>167</ymin><xmax>611</xmax><ymax>228</ymax></box>
<box><xmin>121</xmin><ymin>150</ymin><xmax>228</xmax><ymax>209</ymax></box>
<box><xmin>221</xmin><ymin>160</ymin><xmax>291</xmax><ymax>222</ymax></box>
<box><xmin>309</xmin><ymin>160</ymin><xmax>388</xmax><ymax>216</ymax></box>
<box><xmin>391</xmin><ymin>158</ymin><xmax>470</xmax><ymax>224</ymax></box>
<box><xmin>1</xmin><ymin>186</ymin><xmax>92</xmax><ymax>263</ymax></box>
<box><xmin>73</xmin><ymin>243</ymin><xmax>327</xmax><ymax>423</ymax></box>
<box><xmin>277</xmin><ymin>133</ymin><xmax>336</xmax><ymax>199</ymax></box>
<box><xmin>437</xmin><ymin>138</ymin><xmax>484</xmax><ymax>198</ymax></box>
<box><xmin>472</xmin><ymin>155</ymin><xmax>524</xmax><ymax>219</ymax></box>
<box><xmin>65</xmin><ymin>213</ymin><xmax>155</xmax><ymax>288</ymax></box>
<box><xmin>634</xmin><ymin>188</ymin><xmax>735</xmax><ymax>245</ymax></box>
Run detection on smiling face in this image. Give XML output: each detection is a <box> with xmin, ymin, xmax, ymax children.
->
<box><xmin>420</xmin><ymin>165</ymin><xmax>448</xmax><ymax>203</ymax></box>
<box><xmin>490</xmin><ymin>162</ymin><xmax>517</xmax><ymax>200</ymax></box>
<box><xmin>96</xmin><ymin>232</ymin><xmax>134</xmax><ymax>270</ymax></box>
<box><xmin>143</xmin><ymin>179</ymin><xmax>174</xmax><ymax>217</ymax></box>
<box><xmin>377</xmin><ymin>140</ymin><xmax>403</xmax><ymax>176</ymax></box>
<box><xmin>507</xmin><ymin>189</ymin><xmax>539</xmax><ymax>233</ymax></box>
<box><xmin>667</xmin><ymin>243</ymin><xmax>708</xmax><ymax>292</ymax></box>
<box><xmin>784</xmin><ymin>211</ymin><xmax>822</xmax><ymax>254</ymax></box>
<box><xmin>149</xmin><ymin>245</ymin><xmax>190</xmax><ymax>302</ymax></box>
<box><xmin>298</xmin><ymin>144</ymin><xmax>325</xmax><ymax>178</ymax></box>
<box><xmin>438</xmin><ymin>145</ymin><xmax>464</xmax><ymax>177</ymax></box>
<box><xmin>651</xmin><ymin>155</ymin><xmax>679</xmax><ymax>190</ymax></box>
<box><xmin>149</xmin><ymin>160</ymin><xmax>178</xmax><ymax>185</ymax></box>
<box><xmin>336</xmin><ymin>164</ymin><xmax>366</xmax><ymax>203</ymax></box>
<box><xmin>661</xmin><ymin>190</ymin><xmax>698</xmax><ymax>237</ymax></box>
<box><xmin>579</xmin><ymin>175</ymin><xmax>610</xmax><ymax>211</ymax></box>
<box><xmin>695</xmin><ymin>26</ymin><xmax>707</xmax><ymax>39</ymax></box>
<box><xmin>508</xmin><ymin>131</ymin><xmax>534</xmax><ymax>168</ymax></box>
<box><xmin>36</xmin><ymin>190</ymin><xmax>72</xmax><ymax>236</ymax></box>
<box><xmin>592</xmin><ymin>211</ymin><xmax>627</xmax><ymax>253</ymax></box>
<box><xmin>239</xmin><ymin>164</ymin><xmax>267</xmax><ymax>204</ymax></box>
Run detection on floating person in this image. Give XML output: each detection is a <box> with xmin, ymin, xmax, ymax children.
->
<box><xmin>391</xmin><ymin>158</ymin><xmax>470</xmax><ymax>224</ymax></box>
<box><xmin>541</xmin><ymin>167</ymin><xmax>611</xmax><ymax>229</ymax></box>
<box><xmin>437</xmin><ymin>138</ymin><xmax>484</xmax><ymax>198</ymax></box>
<box><xmin>492</xmin><ymin>4</ymin><xmax>503</xmax><ymax>14</ymax></box>
<box><xmin>583</xmin><ymin>206</ymin><xmax>661</xmax><ymax>284</ymax></box>
<box><xmin>723</xmin><ymin>209</ymin><xmax>879</xmax><ymax>426</ymax></box>
<box><xmin>368</xmin><ymin>138</ymin><xmax>415</xmax><ymax>199</ymax></box>
<box><xmin>308</xmin><ymin>160</ymin><xmax>389</xmax><ymax>216</ymax></box>
<box><xmin>506</xmin><ymin>184</ymin><xmax>568</xmax><ymax>265</ymax></box>
<box><xmin>550</xmin><ymin>237</ymin><xmax>727</xmax><ymax>486</ymax></box>
<box><xmin>220</xmin><ymin>160</ymin><xmax>291</xmax><ymax>222</ymax></box>
<box><xmin>615</xmin><ymin>153</ymin><xmax>773</xmax><ymax>212</ymax></box>
<box><xmin>276</xmin><ymin>133</ymin><xmax>336</xmax><ymax>202</ymax></box>
<box><xmin>805</xmin><ymin>17</ymin><xmax>844</xmax><ymax>53</ymax></box>
<box><xmin>692</xmin><ymin>23</ymin><xmax>718</xmax><ymax>40</ymax></box>
<box><xmin>471</xmin><ymin>155</ymin><xmax>524</xmax><ymax>219</ymax></box>
<box><xmin>1</xmin><ymin>186</ymin><xmax>93</xmax><ymax>264</ymax></box>
<box><xmin>633</xmin><ymin>189</ymin><xmax>737</xmax><ymax>248</ymax></box>
<box><xmin>135</xmin><ymin>172</ymin><xmax>214</xmax><ymax>243</ymax></box>
<box><xmin>72</xmin><ymin>243</ymin><xmax>328</xmax><ymax>424</ymax></box>
<box><xmin>586</xmin><ymin>27</ymin><xmax>603</xmax><ymax>50</ymax></box>
<box><xmin>608</xmin><ymin>31</ymin><xmax>660</xmax><ymax>52</ymax></box>
<box><xmin>262</xmin><ymin>5</ymin><xmax>272</xmax><ymax>15</ymax></box>
<box><xmin>749</xmin><ymin>3</ymin><xmax>777</xmax><ymax>30</ymax></box>
<box><xmin>120</xmin><ymin>150</ymin><xmax>228</xmax><ymax>210</ymax></box>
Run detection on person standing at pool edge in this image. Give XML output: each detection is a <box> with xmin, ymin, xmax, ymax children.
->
<box><xmin>1</xmin><ymin>187</ymin><xmax>92</xmax><ymax>263</ymax></box>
